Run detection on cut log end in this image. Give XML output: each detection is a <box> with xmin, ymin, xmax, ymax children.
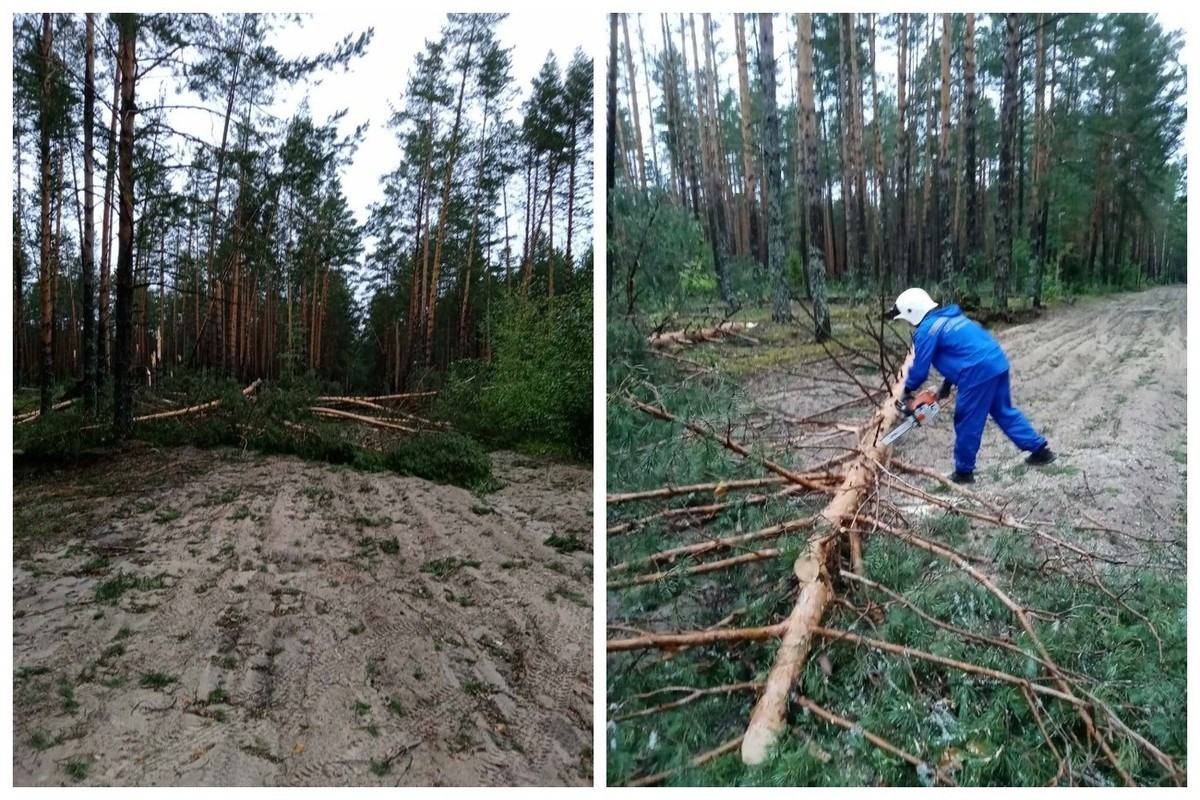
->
<box><xmin>740</xmin><ymin>721</ymin><xmax>782</xmax><ymax>766</ymax></box>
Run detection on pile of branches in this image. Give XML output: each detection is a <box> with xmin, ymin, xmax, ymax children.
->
<box><xmin>16</xmin><ymin>384</ymin><xmax>446</xmax><ymax>435</ymax></box>
<box><xmin>606</xmin><ymin>321</ymin><xmax>1183</xmax><ymax>787</ymax></box>
<box><xmin>309</xmin><ymin>391</ymin><xmax>447</xmax><ymax>436</ymax></box>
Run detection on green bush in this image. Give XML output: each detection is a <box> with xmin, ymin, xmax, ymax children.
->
<box><xmin>382</xmin><ymin>431</ymin><xmax>493</xmax><ymax>489</ymax></box>
<box><xmin>439</xmin><ymin>288</ymin><xmax>592</xmax><ymax>460</ymax></box>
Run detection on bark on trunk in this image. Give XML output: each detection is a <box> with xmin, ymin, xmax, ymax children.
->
<box><xmin>113</xmin><ymin>14</ymin><xmax>137</xmax><ymax>438</ymax></box>
<box><xmin>741</xmin><ymin>352</ymin><xmax>913</xmax><ymax>765</ymax></box>
<box><xmin>758</xmin><ymin>14</ymin><xmax>791</xmax><ymax>323</ymax></box>
<box><xmin>38</xmin><ymin>13</ymin><xmax>54</xmax><ymax>416</ymax></box>
<box><xmin>81</xmin><ymin>13</ymin><xmax>97</xmax><ymax>412</ymax></box>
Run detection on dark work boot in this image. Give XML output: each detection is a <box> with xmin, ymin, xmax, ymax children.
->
<box><xmin>948</xmin><ymin>470</ymin><xmax>975</xmax><ymax>485</ymax></box>
<box><xmin>1025</xmin><ymin>444</ymin><xmax>1057</xmax><ymax>466</ymax></box>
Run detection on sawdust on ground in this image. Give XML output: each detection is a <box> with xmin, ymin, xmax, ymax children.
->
<box><xmin>13</xmin><ymin>449</ymin><xmax>593</xmax><ymax>787</ymax></box>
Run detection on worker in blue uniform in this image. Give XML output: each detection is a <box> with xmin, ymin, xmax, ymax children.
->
<box><xmin>888</xmin><ymin>287</ymin><xmax>1055</xmax><ymax>484</ymax></box>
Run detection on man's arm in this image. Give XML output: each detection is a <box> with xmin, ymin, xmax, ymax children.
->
<box><xmin>905</xmin><ymin>327</ymin><xmax>937</xmax><ymax>392</ymax></box>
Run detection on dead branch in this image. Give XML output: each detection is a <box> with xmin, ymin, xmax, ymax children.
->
<box><xmin>878</xmin><ymin>468</ymin><xmax>1127</xmax><ymax>568</ymax></box>
<box><xmin>318</xmin><ymin>391</ymin><xmax>438</xmax><ymax>403</ymax></box>
<box><xmin>608</xmin><ymin>476</ymin><xmax>787</xmax><ymax>505</ymax></box>
<box><xmin>315</xmin><ymin>396</ymin><xmax>390</xmax><ymax>413</ymax></box>
<box><xmin>874</xmin><ymin>517</ymin><xmax>1135</xmax><ymax>786</ymax></box>
<box><xmin>1021</xmin><ymin>685</ymin><xmax>1068</xmax><ymax>784</ymax></box>
<box><xmin>613</xmin><ymin>681</ymin><xmax>763</xmax><ymax>722</ymax></box>
<box><xmin>607</xmin><ymin>485</ymin><xmax>808</xmax><ymax>537</ymax></box>
<box><xmin>837</xmin><ymin>569</ymin><xmax>1088</xmax><ymax>684</ymax></box>
<box><xmin>795</xmin><ymin>389</ymin><xmax>888</xmax><ymax>424</ymax></box>
<box><xmin>314</xmin><ymin>396</ymin><xmax>450</xmax><ymax>429</ymax></box>
<box><xmin>611</xmin><ymin>516</ymin><xmax>819</xmax><ymax>574</ymax></box>
<box><xmin>812</xmin><ymin>626</ymin><xmax>1079</xmax><ymax>706</ymax></box>
<box><xmin>627</xmin><ymin>396</ymin><xmax>836</xmax><ymax>495</ymax></box>
<box><xmin>607</xmin><ymin>548</ymin><xmax>783</xmax><ymax>590</ymax></box>
<box><xmin>607</xmin><ymin>624</ymin><xmax>786</xmax><ymax>652</ymax></box>
<box><xmin>796</xmin><ymin>697</ymin><xmax>957</xmax><ymax>786</ymax></box>
<box><xmin>626</xmin><ymin>735</ymin><xmax>745</xmax><ymax>787</ymax></box>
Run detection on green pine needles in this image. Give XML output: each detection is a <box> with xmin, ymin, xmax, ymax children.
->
<box><xmin>606</xmin><ymin>342</ymin><xmax>1184</xmax><ymax>787</ymax></box>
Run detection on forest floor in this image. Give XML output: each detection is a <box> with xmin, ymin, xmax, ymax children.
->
<box><xmin>13</xmin><ymin>448</ymin><xmax>593</xmax><ymax>787</ymax></box>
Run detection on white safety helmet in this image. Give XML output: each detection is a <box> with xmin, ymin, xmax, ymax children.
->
<box><xmin>890</xmin><ymin>287</ymin><xmax>938</xmax><ymax>326</ymax></box>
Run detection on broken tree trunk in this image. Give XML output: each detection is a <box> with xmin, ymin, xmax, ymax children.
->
<box><xmin>649</xmin><ymin>321</ymin><xmax>758</xmax><ymax>349</ymax></box>
<box><xmin>316</xmin><ymin>391</ymin><xmax>437</xmax><ymax>403</ymax></box>
<box><xmin>15</xmin><ymin>398</ymin><xmax>75</xmax><ymax>424</ymax></box>
<box><xmin>131</xmin><ymin>379</ymin><xmax>262</xmax><ymax>423</ymax></box>
<box><xmin>740</xmin><ymin>350</ymin><xmax>912</xmax><ymax>765</ymax></box>
<box><xmin>309</xmin><ymin>406</ymin><xmax>422</xmax><ymax>433</ymax></box>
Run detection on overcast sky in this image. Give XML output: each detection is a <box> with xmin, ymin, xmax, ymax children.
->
<box><xmin>258</xmin><ymin>11</ymin><xmax>593</xmax><ymax>225</ymax></box>
<box><xmin>135</xmin><ymin>10</ymin><xmax>593</xmax><ymax>230</ymax></box>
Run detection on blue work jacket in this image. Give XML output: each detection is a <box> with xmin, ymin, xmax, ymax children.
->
<box><xmin>904</xmin><ymin>305</ymin><xmax>1009</xmax><ymax>391</ymax></box>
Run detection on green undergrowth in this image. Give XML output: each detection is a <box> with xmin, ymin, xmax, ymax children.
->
<box><xmin>434</xmin><ymin>289</ymin><xmax>592</xmax><ymax>461</ymax></box>
<box><xmin>606</xmin><ymin>334</ymin><xmax>1185</xmax><ymax>787</ymax></box>
<box><xmin>14</xmin><ymin>376</ymin><xmax>494</xmax><ymax>491</ymax></box>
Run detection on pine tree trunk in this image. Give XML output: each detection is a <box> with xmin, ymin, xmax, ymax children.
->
<box><xmin>960</xmin><ymin>12</ymin><xmax>979</xmax><ymax>262</ymax></box>
<box><xmin>1030</xmin><ymin>13</ymin><xmax>1049</xmax><ymax>307</ymax></box>
<box><xmin>37</xmin><ymin>13</ymin><xmax>55</xmax><ymax>416</ymax></box>
<box><xmin>14</xmin><ymin>128</ymin><xmax>24</xmax><ymax>388</ymax></box>
<box><xmin>919</xmin><ymin>16</ymin><xmax>936</xmax><ymax>282</ymax></box>
<box><xmin>868</xmin><ymin>14</ymin><xmax>889</xmax><ymax>290</ymax></box>
<box><xmin>729</xmin><ymin>11</ymin><xmax>758</xmax><ymax>266</ymax></box>
<box><xmin>798</xmin><ymin>13</ymin><xmax>830</xmax><ymax>340</ymax></box>
<box><xmin>699</xmin><ymin>13</ymin><xmax>732</xmax><ymax>309</ymax></box>
<box><xmin>113</xmin><ymin>13</ymin><xmax>137</xmax><ymax>439</ymax></box>
<box><xmin>759</xmin><ymin>14</ymin><xmax>792</xmax><ymax>323</ymax></box>
<box><xmin>608</xmin><ymin>13</ymin><xmax>619</xmax><ymax>217</ymax></box>
<box><xmin>994</xmin><ymin>13</ymin><xmax>1021</xmax><ymax>311</ymax></box>
<box><xmin>636</xmin><ymin>15</ymin><xmax>660</xmax><ymax>185</ymax></box>
<box><xmin>621</xmin><ymin>14</ymin><xmax>646</xmax><ymax>192</ymax></box>
<box><xmin>678</xmin><ymin>15</ymin><xmax>702</xmax><ymax>219</ymax></box>
<box><xmin>846</xmin><ymin>14</ymin><xmax>868</xmax><ymax>292</ymax></box>
<box><xmin>425</xmin><ymin>29</ymin><xmax>476</xmax><ymax>366</ymax></box>
<box><xmin>836</xmin><ymin>19</ymin><xmax>853</xmax><ymax>285</ymax></box>
<box><xmin>937</xmin><ymin>13</ymin><xmax>953</xmax><ymax>297</ymax></box>
<box><xmin>895</xmin><ymin>12</ymin><xmax>910</xmax><ymax>287</ymax></box>
<box><xmin>658</xmin><ymin>14</ymin><xmax>683</xmax><ymax>205</ymax></box>
<box><xmin>461</xmin><ymin>101</ymin><xmax>491</xmax><ymax>351</ymax></box>
<box><xmin>81</xmin><ymin>13</ymin><xmax>97</xmax><ymax>412</ymax></box>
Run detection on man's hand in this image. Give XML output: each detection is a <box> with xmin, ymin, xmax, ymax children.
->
<box><xmin>896</xmin><ymin>390</ymin><xmax>916</xmax><ymax>417</ymax></box>
<box><xmin>938</xmin><ymin>379</ymin><xmax>953</xmax><ymax>401</ymax></box>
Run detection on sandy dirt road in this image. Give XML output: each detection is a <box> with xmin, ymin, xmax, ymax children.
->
<box><xmin>896</xmin><ymin>286</ymin><xmax>1186</xmax><ymax>550</ymax></box>
<box><xmin>13</xmin><ymin>449</ymin><xmax>592</xmax><ymax>787</ymax></box>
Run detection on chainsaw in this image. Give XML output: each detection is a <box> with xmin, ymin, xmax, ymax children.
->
<box><xmin>881</xmin><ymin>388</ymin><xmax>945</xmax><ymax>446</ymax></box>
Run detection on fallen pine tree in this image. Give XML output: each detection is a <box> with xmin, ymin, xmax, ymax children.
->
<box><xmin>606</xmin><ymin>335</ymin><xmax>1184</xmax><ymax>787</ymax></box>
<box><xmin>15</xmin><ymin>379</ymin><xmax>494</xmax><ymax>491</ymax></box>
<box><xmin>648</xmin><ymin>321</ymin><xmax>759</xmax><ymax>349</ymax></box>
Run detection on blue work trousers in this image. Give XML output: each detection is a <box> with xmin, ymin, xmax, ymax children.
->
<box><xmin>953</xmin><ymin>370</ymin><xmax>1045</xmax><ymax>474</ymax></box>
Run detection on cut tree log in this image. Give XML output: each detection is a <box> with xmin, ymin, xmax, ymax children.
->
<box><xmin>125</xmin><ymin>379</ymin><xmax>262</xmax><ymax>424</ymax></box>
<box><xmin>15</xmin><ymin>398</ymin><xmax>75</xmax><ymax>424</ymax></box>
<box><xmin>740</xmin><ymin>350</ymin><xmax>913</xmax><ymax>766</ymax></box>
<box><xmin>313</xmin><ymin>396</ymin><xmax>450</xmax><ymax>428</ymax></box>
<box><xmin>310</xmin><ymin>406</ymin><xmax>421</xmax><ymax>433</ymax></box>
<box><xmin>648</xmin><ymin>321</ymin><xmax>758</xmax><ymax>349</ymax></box>
<box><xmin>317</xmin><ymin>391</ymin><xmax>437</xmax><ymax>403</ymax></box>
